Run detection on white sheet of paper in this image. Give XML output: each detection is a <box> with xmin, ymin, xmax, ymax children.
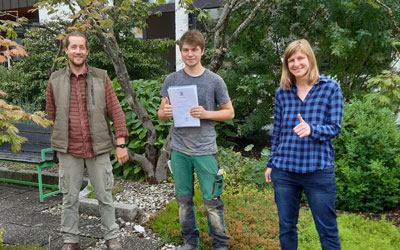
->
<box><xmin>167</xmin><ymin>85</ymin><xmax>200</xmax><ymax>127</ymax></box>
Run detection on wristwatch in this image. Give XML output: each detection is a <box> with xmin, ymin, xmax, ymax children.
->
<box><xmin>116</xmin><ymin>144</ymin><xmax>127</xmax><ymax>148</ymax></box>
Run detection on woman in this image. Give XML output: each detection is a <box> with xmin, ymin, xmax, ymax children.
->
<box><xmin>265</xmin><ymin>39</ymin><xmax>343</xmax><ymax>250</ymax></box>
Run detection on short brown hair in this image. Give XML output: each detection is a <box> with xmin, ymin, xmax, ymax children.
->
<box><xmin>280</xmin><ymin>39</ymin><xmax>320</xmax><ymax>90</ymax></box>
<box><xmin>179</xmin><ymin>30</ymin><xmax>205</xmax><ymax>51</ymax></box>
<box><xmin>64</xmin><ymin>31</ymin><xmax>88</xmax><ymax>50</ymax></box>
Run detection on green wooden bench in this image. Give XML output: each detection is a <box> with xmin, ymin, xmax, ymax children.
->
<box><xmin>0</xmin><ymin>123</ymin><xmax>60</xmax><ymax>202</ymax></box>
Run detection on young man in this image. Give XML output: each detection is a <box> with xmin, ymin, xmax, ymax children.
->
<box><xmin>158</xmin><ymin>30</ymin><xmax>234</xmax><ymax>250</ymax></box>
<box><xmin>46</xmin><ymin>32</ymin><xmax>129</xmax><ymax>250</ymax></box>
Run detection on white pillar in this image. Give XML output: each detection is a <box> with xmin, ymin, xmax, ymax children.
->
<box><xmin>175</xmin><ymin>1</ymin><xmax>188</xmax><ymax>71</ymax></box>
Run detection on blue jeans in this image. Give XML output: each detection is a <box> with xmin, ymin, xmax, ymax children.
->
<box><xmin>271</xmin><ymin>166</ymin><xmax>341</xmax><ymax>250</ymax></box>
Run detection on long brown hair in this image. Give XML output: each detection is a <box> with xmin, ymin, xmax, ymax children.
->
<box><xmin>280</xmin><ymin>39</ymin><xmax>319</xmax><ymax>90</ymax></box>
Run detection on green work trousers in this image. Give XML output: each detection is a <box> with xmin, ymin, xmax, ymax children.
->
<box><xmin>171</xmin><ymin>150</ymin><xmax>229</xmax><ymax>249</ymax></box>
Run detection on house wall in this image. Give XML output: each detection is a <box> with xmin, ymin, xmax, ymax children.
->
<box><xmin>0</xmin><ymin>0</ymin><xmax>36</xmax><ymax>10</ymax></box>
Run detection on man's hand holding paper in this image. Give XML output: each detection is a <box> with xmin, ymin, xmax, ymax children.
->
<box><xmin>190</xmin><ymin>105</ymin><xmax>208</xmax><ymax>119</ymax></box>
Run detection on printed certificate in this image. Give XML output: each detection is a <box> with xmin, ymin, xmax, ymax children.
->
<box><xmin>167</xmin><ymin>85</ymin><xmax>200</xmax><ymax>127</ymax></box>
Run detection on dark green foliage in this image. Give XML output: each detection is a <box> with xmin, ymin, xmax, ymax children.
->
<box><xmin>320</xmin><ymin>0</ymin><xmax>399</xmax><ymax>99</ymax></box>
<box><xmin>87</xmin><ymin>34</ymin><xmax>175</xmax><ymax>80</ymax></box>
<box><xmin>111</xmin><ymin>79</ymin><xmax>171</xmax><ymax>180</ymax></box>
<box><xmin>203</xmin><ymin>0</ymin><xmax>400</xmax><ymax>143</ymax></box>
<box><xmin>0</xmin><ymin>25</ymin><xmax>60</xmax><ymax>110</ymax></box>
<box><xmin>333</xmin><ymin>99</ymin><xmax>400</xmax><ymax>212</ymax></box>
<box><xmin>215</xmin><ymin>119</ymin><xmax>238</xmax><ymax>147</ymax></box>
<box><xmin>0</xmin><ymin>14</ymin><xmax>174</xmax><ymax>111</ymax></box>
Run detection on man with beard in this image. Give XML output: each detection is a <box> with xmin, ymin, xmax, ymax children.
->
<box><xmin>46</xmin><ymin>32</ymin><xmax>129</xmax><ymax>250</ymax></box>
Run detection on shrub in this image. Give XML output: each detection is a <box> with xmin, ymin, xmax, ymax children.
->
<box><xmin>111</xmin><ymin>79</ymin><xmax>171</xmax><ymax>181</ymax></box>
<box><xmin>364</xmin><ymin>70</ymin><xmax>400</xmax><ymax>113</ymax></box>
<box><xmin>333</xmin><ymin>99</ymin><xmax>400</xmax><ymax>212</ymax></box>
<box><xmin>218</xmin><ymin>146</ymin><xmax>270</xmax><ymax>190</ymax></box>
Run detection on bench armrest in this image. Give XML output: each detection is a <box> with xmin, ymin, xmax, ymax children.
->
<box><xmin>41</xmin><ymin>148</ymin><xmax>53</xmax><ymax>161</ymax></box>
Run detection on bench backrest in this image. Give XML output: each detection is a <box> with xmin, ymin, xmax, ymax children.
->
<box><xmin>0</xmin><ymin>123</ymin><xmax>54</xmax><ymax>164</ymax></box>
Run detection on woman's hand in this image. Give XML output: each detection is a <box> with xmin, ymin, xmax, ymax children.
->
<box><xmin>293</xmin><ymin>113</ymin><xmax>311</xmax><ymax>138</ymax></box>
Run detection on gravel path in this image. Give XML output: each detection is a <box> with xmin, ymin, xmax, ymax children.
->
<box><xmin>1</xmin><ymin>161</ymin><xmax>181</xmax><ymax>250</ymax></box>
<box><xmin>85</xmin><ymin>178</ymin><xmax>180</xmax><ymax>250</ymax></box>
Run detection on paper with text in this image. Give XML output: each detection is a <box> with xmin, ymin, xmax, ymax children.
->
<box><xmin>167</xmin><ymin>85</ymin><xmax>200</xmax><ymax>127</ymax></box>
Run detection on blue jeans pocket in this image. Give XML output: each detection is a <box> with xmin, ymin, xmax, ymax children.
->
<box><xmin>321</xmin><ymin>165</ymin><xmax>335</xmax><ymax>174</ymax></box>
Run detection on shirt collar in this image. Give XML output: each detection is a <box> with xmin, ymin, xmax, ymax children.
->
<box><xmin>67</xmin><ymin>63</ymin><xmax>88</xmax><ymax>78</ymax></box>
<box><xmin>290</xmin><ymin>74</ymin><xmax>327</xmax><ymax>92</ymax></box>
<box><xmin>290</xmin><ymin>74</ymin><xmax>329</xmax><ymax>95</ymax></box>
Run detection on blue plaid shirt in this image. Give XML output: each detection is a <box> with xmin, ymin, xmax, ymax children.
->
<box><xmin>267</xmin><ymin>74</ymin><xmax>343</xmax><ymax>173</ymax></box>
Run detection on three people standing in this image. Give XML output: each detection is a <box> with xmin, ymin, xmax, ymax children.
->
<box><xmin>46</xmin><ymin>29</ymin><xmax>342</xmax><ymax>250</ymax></box>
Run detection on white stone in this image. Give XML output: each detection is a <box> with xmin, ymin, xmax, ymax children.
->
<box><xmin>134</xmin><ymin>225</ymin><xmax>145</xmax><ymax>233</ymax></box>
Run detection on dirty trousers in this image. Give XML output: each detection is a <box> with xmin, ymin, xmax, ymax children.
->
<box><xmin>171</xmin><ymin>150</ymin><xmax>229</xmax><ymax>249</ymax></box>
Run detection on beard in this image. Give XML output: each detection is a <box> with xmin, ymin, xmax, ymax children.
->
<box><xmin>69</xmin><ymin>57</ymin><xmax>86</xmax><ymax>68</ymax></box>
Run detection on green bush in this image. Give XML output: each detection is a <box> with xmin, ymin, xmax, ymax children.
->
<box><xmin>364</xmin><ymin>70</ymin><xmax>400</xmax><ymax>113</ymax></box>
<box><xmin>111</xmin><ymin>79</ymin><xmax>171</xmax><ymax>180</ymax></box>
<box><xmin>218</xmin><ymin>146</ymin><xmax>270</xmax><ymax>190</ymax></box>
<box><xmin>333</xmin><ymin>99</ymin><xmax>400</xmax><ymax>212</ymax></box>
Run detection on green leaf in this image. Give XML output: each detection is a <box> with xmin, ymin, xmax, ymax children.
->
<box><xmin>224</xmin><ymin>120</ymin><xmax>234</xmax><ymax>126</ymax></box>
<box><xmin>102</xmin><ymin>19</ymin><xmax>114</xmax><ymax>29</ymax></box>
<box><xmin>222</xmin><ymin>128</ymin><xmax>237</xmax><ymax>137</ymax></box>
<box><xmin>123</xmin><ymin>168</ymin><xmax>131</xmax><ymax>179</ymax></box>
<box><xmin>134</xmin><ymin>165</ymin><xmax>142</xmax><ymax>174</ymax></box>
<box><xmin>244</xmin><ymin>144</ymin><xmax>254</xmax><ymax>152</ymax></box>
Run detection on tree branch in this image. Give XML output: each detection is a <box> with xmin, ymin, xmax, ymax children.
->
<box><xmin>155</xmin><ymin>129</ymin><xmax>171</xmax><ymax>182</ymax></box>
<box><xmin>227</xmin><ymin>0</ymin><xmax>268</xmax><ymax>48</ymax></box>
<box><xmin>374</xmin><ymin>0</ymin><xmax>399</xmax><ymax>33</ymax></box>
<box><xmin>210</xmin><ymin>0</ymin><xmax>237</xmax><ymax>34</ymax></box>
<box><xmin>49</xmin><ymin>40</ymin><xmax>64</xmax><ymax>74</ymax></box>
<box><xmin>232</xmin><ymin>0</ymin><xmax>247</xmax><ymax>12</ymax></box>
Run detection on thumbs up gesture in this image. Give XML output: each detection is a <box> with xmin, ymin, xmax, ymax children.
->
<box><xmin>163</xmin><ymin>97</ymin><xmax>173</xmax><ymax>118</ymax></box>
<box><xmin>293</xmin><ymin>113</ymin><xmax>311</xmax><ymax>138</ymax></box>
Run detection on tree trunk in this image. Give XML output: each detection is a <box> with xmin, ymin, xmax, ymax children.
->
<box><xmin>92</xmin><ymin>25</ymin><xmax>162</xmax><ymax>182</ymax></box>
<box><xmin>154</xmin><ymin>130</ymin><xmax>171</xmax><ymax>183</ymax></box>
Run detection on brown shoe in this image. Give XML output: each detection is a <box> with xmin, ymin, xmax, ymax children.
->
<box><xmin>61</xmin><ymin>243</ymin><xmax>80</xmax><ymax>250</ymax></box>
<box><xmin>105</xmin><ymin>238</ymin><xmax>122</xmax><ymax>250</ymax></box>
